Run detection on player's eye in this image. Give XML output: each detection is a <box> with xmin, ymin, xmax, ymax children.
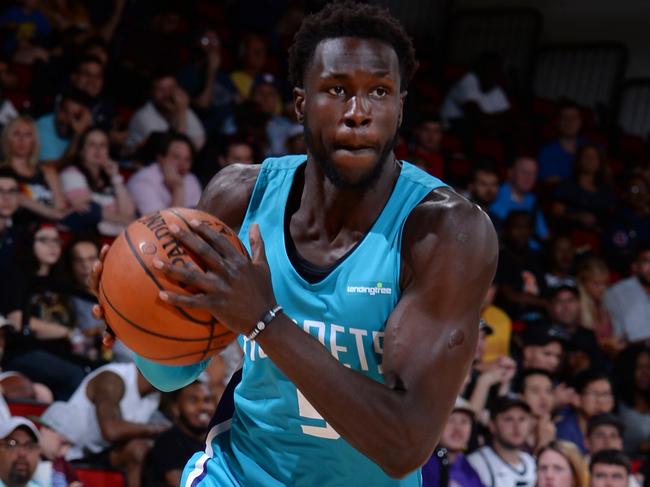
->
<box><xmin>371</xmin><ymin>87</ymin><xmax>389</xmax><ymax>98</ymax></box>
<box><xmin>328</xmin><ymin>86</ymin><xmax>345</xmax><ymax>96</ymax></box>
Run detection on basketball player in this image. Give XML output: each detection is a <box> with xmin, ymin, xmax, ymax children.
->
<box><xmin>93</xmin><ymin>2</ymin><xmax>497</xmax><ymax>485</ymax></box>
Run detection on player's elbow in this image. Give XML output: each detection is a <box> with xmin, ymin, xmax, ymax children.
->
<box><xmin>379</xmin><ymin>448</ymin><xmax>429</xmax><ymax>479</ymax></box>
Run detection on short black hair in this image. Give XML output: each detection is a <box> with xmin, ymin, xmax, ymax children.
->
<box><xmin>513</xmin><ymin>368</ymin><xmax>554</xmax><ymax>394</ymax></box>
<box><xmin>572</xmin><ymin>369</ymin><xmax>611</xmax><ymax>395</ymax></box>
<box><xmin>0</xmin><ymin>166</ymin><xmax>19</xmax><ymax>181</ymax></box>
<box><xmin>589</xmin><ymin>449</ymin><xmax>631</xmax><ymax>474</ymax></box>
<box><xmin>288</xmin><ymin>0</ymin><xmax>417</xmax><ymax>89</ymax></box>
<box><xmin>470</xmin><ymin>158</ymin><xmax>499</xmax><ymax>182</ymax></box>
<box><xmin>60</xmin><ymin>87</ymin><xmax>94</xmax><ymax>109</ymax></box>
<box><xmin>156</xmin><ymin>132</ymin><xmax>195</xmax><ymax>159</ymax></box>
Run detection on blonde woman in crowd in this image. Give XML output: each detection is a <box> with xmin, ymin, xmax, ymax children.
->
<box><xmin>537</xmin><ymin>440</ymin><xmax>588</xmax><ymax>487</ymax></box>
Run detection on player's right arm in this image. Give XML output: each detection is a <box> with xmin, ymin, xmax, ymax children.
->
<box><xmin>91</xmin><ymin>164</ymin><xmax>260</xmax><ymax>392</ymax></box>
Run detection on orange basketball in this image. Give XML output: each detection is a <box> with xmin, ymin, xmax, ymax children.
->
<box><xmin>98</xmin><ymin>208</ymin><xmax>246</xmax><ymax>365</ymax></box>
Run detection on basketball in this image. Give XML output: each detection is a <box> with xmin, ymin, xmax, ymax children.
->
<box><xmin>98</xmin><ymin>208</ymin><xmax>246</xmax><ymax>365</ymax></box>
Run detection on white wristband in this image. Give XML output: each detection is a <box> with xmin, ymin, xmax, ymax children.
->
<box><xmin>246</xmin><ymin>305</ymin><xmax>282</xmax><ymax>341</ymax></box>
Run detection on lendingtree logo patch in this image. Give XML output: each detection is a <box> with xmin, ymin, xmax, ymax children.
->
<box><xmin>346</xmin><ymin>281</ymin><xmax>393</xmax><ymax>296</ymax></box>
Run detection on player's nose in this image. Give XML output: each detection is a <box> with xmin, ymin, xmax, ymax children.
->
<box><xmin>343</xmin><ymin>95</ymin><xmax>371</xmax><ymax>128</ymax></box>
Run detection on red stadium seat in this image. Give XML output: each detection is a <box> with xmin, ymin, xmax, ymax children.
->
<box><xmin>7</xmin><ymin>401</ymin><xmax>48</xmax><ymax>418</ymax></box>
<box><xmin>75</xmin><ymin>466</ymin><xmax>126</xmax><ymax>487</ymax></box>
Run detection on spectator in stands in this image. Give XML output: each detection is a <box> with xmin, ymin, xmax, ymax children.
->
<box><xmin>69</xmin><ymin>55</ymin><xmax>114</xmax><ymax>132</ymax></box>
<box><xmin>0</xmin><ymin>417</ymin><xmax>42</xmax><ymax>487</ymax></box>
<box><xmin>35</xmin><ymin>88</ymin><xmax>93</xmax><ymax>165</ymax></box>
<box><xmin>604</xmin><ymin>173</ymin><xmax>650</xmax><ymax>274</ymax></box>
<box><xmin>0</xmin><ymin>0</ymin><xmax>52</xmax><ymax>66</ymax></box>
<box><xmin>127</xmin><ymin>132</ymin><xmax>202</xmax><ymax>215</ymax></box>
<box><xmin>556</xmin><ymin>370</ymin><xmax>615</xmax><ymax>454</ymax></box>
<box><xmin>537</xmin><ymin>100</ymin><xmax>584</xmax><ymax>185</ymax></box>
<box><xmin>440</xmin><ymin>52</ymin><xmax>511</xmax><ymax>156</ymax></box>
<box><xmin>177</xmin><ymin>28</ymin><xmax>239</xmax><ymax>135</ymax></box>
<box><xmin>32</xmin><ymin>402</ymin><xmax>81</xmax><ymax>487</ymax></box>
<box><xmin>66</xmin><ymin>362</ymin><xmax>165</xmax><ymax>487</ymax></box>
<box><xmin>536</xmin><ymin>440</ymin><xmax>587</xmax><ymax>487</ymax></box>
<box><xmin>467</xmin><ymin>396</ymin><xmax>536</xmax><ymax>487</ymax></box>
<box><xmin>395</xmin><ymin>114</ymin><xmax>447</xmax><ymax>178</ymax></box>
<box><xmin>421</xmin><ymin>398</ymin><xmax>484</xmax><ymax>487</ymax></box>
<box><xmin>604</xmin><ymin>242</ymin><xmax>650</xmax><ymax>344</ymax></box>
<box><xmin>589</xmin><ymin>450</ymin><xmax>630</xmax><ymax>487</ymax></box>
<box><xmin>544</xmin><ymin>234</ymin><xmax>577</xmax><ymax>290</ymax></box>
<box><xmin>193</xmin><ymin>134</ymin><xmax>256</xmax><ymax>188</ymax></box>
<box><xmin>514</xmin><ymin>368</ymin><xmax>556</xmax><ymax>453</ymax></box>
<box><xmin>59</xmin><ymin>127</ymin><xmax>135</xmax><ymax>236</ymax></box>
<box><xmin>551</xmin><ymin>144</ymin><xmax>615</xmax><ymax>234</ymax></box>
<box><xmin>0</xmin><ymin>167</ymin><xmax>21</xmax><ymax>276</ymax></box>
<box><xmin>467</xmin><ymin>354</ymin><xmax>517</xmax><ymax>426</ymax></box>
<box><xmin>218</xmin><ymin>136</ymin><xmax>255</xmax><ymax>168</ymax></box>
<box><xmin>0</xmin><ymin>223</ymin><xmax>87</xmax><ymax>400</ymax></box>
<box><xmin>613</xmin><ymin>345</ymin><xmax>650</xmax><ymax>456</ymax></box>
<box><xmin>230</xmin><ymin>33</ymin><xmax>268</xmax><ymax>100</ymax></box>
<box><xmin>250</xmin><ymin>73</ymin><xmax>299</xmax><ymax>156</ymax></box>
<box><xmin>576</xmin><ymin>258</ymin><xmax>617</xmax><ymax>353</ymax></box>
<box><xmin>490</xmin><ymin>156</ymin><xmax>549</xmax><ymax>246</ymax></box>
<box><xmin>125</xmin><ymin>72</ymin><xmax>206</xmax><ymax>154</ymax></box>
<box><xmin>585</xmin><ymin>414</ymin><xmax>625</xmax><ymax>457</ymax></box>
<box><xmin>467</xmin><ymin>163</ymin><xmax>500</xmax><ymax>227</ymax></box>
<box><xmin>520</xmin><ymin>324</ymin><xmax>568</xmax><ymax>375</ymax></box>
<box><xmin>495</xmin><ymin>211</ymin><xmax>547</xmax><ymax>321</ymax></box>
<box><xmin>144</xmin><ymin>379</ymin><xmax>217</xmax><ymax>487</ymax></box>
<box><xmin>480</xmin><ymin>288</ymin><xmax>512</xmax><ymax>363</ymax></box>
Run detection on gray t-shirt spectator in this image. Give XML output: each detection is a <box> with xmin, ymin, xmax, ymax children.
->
<box><xmin>604</xmin><ymin>276</ymin><xmax>650</xmax><ymax>343</ymax></box>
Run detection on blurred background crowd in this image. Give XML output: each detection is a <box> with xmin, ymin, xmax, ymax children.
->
<box><xmin>0</xmin><ymin>0</ymin><xmax>647</xmax><ymax>486</ymax></box>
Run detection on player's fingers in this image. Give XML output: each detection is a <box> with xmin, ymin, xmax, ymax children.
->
<box><xmin>153</xmin><ymin>258</ymin><xmax>216</xmax><ymax>291</ymax></box>
<box><xmin>159</xmin><ymin>290</ymin><xmax>214</xmax><ymax>309</ymax></box>
<box><xmin>249</xmin><ymin>224</ymin><xmax>268</xmax><ymax>266</ymax></box>
<box><xmin>92</xmin><ymin>304</ymin><xmax>104</xmax><ymax>320</ymax></box>
<box><xmin>190</xmin><ymin>220</ymin><xmax>240</xmax><ymax>260</ymax></box>
<box><xmin>89</xmin><ymin>260</ymin><xmax>103</xmax><ymax>295</ymax></box>
<box><xmin>99</xmin><ymin>244</ymin><xmax>109</xmax><ymax>262</ymax></box>
<box><xmin>169</xmin><ymin>223</ymin><xmax>225</xmax><ymax>273</ymax></box>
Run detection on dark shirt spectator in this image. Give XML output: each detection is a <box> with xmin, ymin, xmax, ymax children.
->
<box><xmin>69</xmin><ymin>55</ymin><xmax>116</xmax><ymax>132</ymax></box>
<box><xmin>544</xmin><ymin>235</ymin><xmax>577</xmax><ymax>290</ymax></box>
<box><xmin>395</xmin><ymin>115</ymin><xmax>448</xmax><ymax>179</ymax></box>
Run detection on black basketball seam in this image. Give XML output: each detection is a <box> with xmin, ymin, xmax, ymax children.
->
<box><xmin>100</xmin><ymin>280</ymin><xmax>232</xmax><ymax>342</ymax></box>
<box><xmin>124</xmin><ymin>228</ymin><xmax>213</xmax><ymax>325</ymax></box>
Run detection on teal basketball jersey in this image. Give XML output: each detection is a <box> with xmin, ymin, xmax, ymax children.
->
<box><xmin>140</xmin><ymin>155</ymin><xmax>448</xmax><ymax>486</ymax></box>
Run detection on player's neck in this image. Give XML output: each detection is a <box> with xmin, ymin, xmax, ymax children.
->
<box><xmin>492</xmin><ymin>441</ymin><xmax>521</xmax><ymax>466</ymax></box>
<box><xmin>299</xmin><ymin>156</ymin><xmax>400</xmax><ymax>237</ymax></box>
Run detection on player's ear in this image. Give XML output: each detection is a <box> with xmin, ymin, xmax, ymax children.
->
<box><xmin>293</xmin><ymin>87</ymin><xmax>305</xmax><ymax>124</ymax></box>
<box><xmin>397</xmin><ymin>91</ymin><xmax>407</xmax><ymax>128</ymax></box>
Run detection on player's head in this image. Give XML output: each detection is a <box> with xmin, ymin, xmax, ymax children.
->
<box><xmin>289</xmin><ymin>0</ymin><xmax>417</xmax><ymax>190</ymax></box>
<box><xmin>489</xmin><ymin>397</ymin><xmax>532</xmax><ymax>451</ymax></box>
<box><xmin>170</xmin><ymin>381</ymin><xmax>217</xmax><ymax>436</ymax></box>
<box><xmin>589</xmin><ymin>449</ymin><xmax>630</xmax><ymax>487</ymax></box>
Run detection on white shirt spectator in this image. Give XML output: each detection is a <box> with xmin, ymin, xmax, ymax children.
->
<box><xmin>604</xmin><ymin>276</ymin><xmax>650</xmax><ymax>343</ymax></box>
<box><xmin>467</xmin><ymin>445</ymin><xmax>536</xmax><ymax>487</ymax></box>
<box><xmin>0</xmin><ymin>99</ymin><xmax>18</xmax><ymax>126</ymax></box>
<box><xmin>127</xmin><ymin>162</ymin><xmax>202</xmax><ymax>215</ymax></box>
<box><xmin>441</xmin><ymin>72</ymin><xmax>510</xmax><ymax>123</ymax></box>
<box><xmin>124</xmin><ymin>101</ymin><xmax>205</xmax><ymax>153</ymax></box>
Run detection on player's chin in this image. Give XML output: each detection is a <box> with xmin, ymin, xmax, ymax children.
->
<box><xmin>330</xmin><ymin>149</ymin><xmax>379</xmax><ymax>181</ymax></box>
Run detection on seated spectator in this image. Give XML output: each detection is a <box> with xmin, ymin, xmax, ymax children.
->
<box><xmin>604</xmin><ymin>242</ymin><xmax>650</xmax><ymax>344</ymax></box>
<box><xmin>69</xmin><ymin>55</ymin><xmax>115</xmax><ymax>132</ymax></box>
<box><xmin>59</xmin><ymin>127</ymin><xmax>136</xmax><ymax>236</ymax></box>
<box><xmin>250</xmin><ymin>74</ymin><xmax>299</xmax><ymax>157</ymax></box>
<box><xmin>547</xmin><ymin>285</ymin><xmax>607</xmax><ymax>374</ymax></box>
<box><xmin>0</xmin><ymin>168</ymin><xmax>21</xmax><ymax>279</ymax></box>
<box><xmin>0</xmin><ymin>371</ymin><xmax>52</xmax><ymax>404</ymax></box>
<box><xmin>613</xmin><ymin>345</ymin><xmax>650</xmax><ymax>456</ymax></box>
<box><xmin>177</xmin><ymin>28</ymin><xmax>239</xmax><ymax>135</ymax></box>
<box><xmin>551</xmin><ymin>144</ymin><xmax>615</xmax><ymax>234</ymax></box>
<box><xmin>66</xmin><ymin>362</ymin><xmax>165</xmax><ymax>487</ymax></box>
<box><xmin>490</xmin><ymin>156</ymin><xmax>549</xmax><ymax>246</ymax></box>
<box><xmin>395</xmin><ymin>114</ymin><xmax>447</xmax><ymax>179</ymax></box>
<box><xmin>35</xmin><ymin>88</ymin><xmax>94</xmax><ymax>165</ymax></box>
<box><xmin>124</xmin><ymin>72</ymin><xmax>205</xmax><ymax>155</ymax></box>
<box><xmin>440</xmin><ymin>52</ymin><xmax>511</xmax><ymax>156</ymax></box>
<box><xmin>576</xmin><ymin>258</ymin><xmax>618</xmax><ymax>353</ymax></box>
<box><xmin>556</xmin><ymin>370</ymin><xmax>615</xmax><ymax>454</ymax></box>
<box><xmin>585</xmin><ymin>414</ymin><xmax>625</xmax><ymax>457</ymax></box>
<box><xmin>537</xmin><ymin>100</ymin><xmax>584</xmax><ymax>184</ymax></box>
<box><xmin>127</xmin><ymin>132</ymin><xmax>202</xmax><ymax>215</ymax></box>
<box><xmin>514</xmin><ymin>368</ymin><xmax>556</xmax><ymax>453</ymax></box>
<box><xmin>604</xmin><ymin>173</ymin><xmax>650</xmax><ymax>274</ymax></box>
<box><xmin>520</xmin><ymin>323</ymin><xmax>568</xmax><ymax>375</ymax></box>
<box><xmin>193</xmin><ymin>134</ymin><xmax>256</xmax><ymax>188</ymax></box>
<box><xmin>421</xmin><ymin>398</ymin><xmax>484</xmax><ymax>487</ymax></box>
<box><xmin>467</xmin><ymin>396</ymin><xmax>536</xmax><ymax>487</ymax></box>
<box><xmin>32</xmin><ymin>402</ymin><xmax>81</xmax><ymax>487</ymax></box>
<box><xmin>589</xmin><ymin>449</ymin><xmax>631</xmax><ymax>487</ymax></box>
<box><xmin>467</xmin><ymin>163</ymin><xmax>500</xmax><ymax>228</ymax></box>
<box><xmin>544</xmin><ymin>234</ymin><xmax>577</xmax><ymax>290</ymax></box>
<box><xmin>230</xmin><ymin>33</ymin><xmax>268</xmax><ymax>100</ymax></box>
<box><xmin>0</xmin><ymin>417</ymin><xmax>42</xmax><ymax>487</ymax></box>
<box><xmin>144</xmin><ymin>379</ymin><xmax>217</xmax><ymax>487</ymax></box>
<box><xmin>536</xmin><ymin>440</ymin><xmax>588</xmax><ymax>487</ymax></box>
<box><xmin>0</xmin><ymin>0</ymin><xmax>52</xmax><ymax>66</ymax></box>
<box><xmin>0</xmin><ymin>224</ymin><xmax>87</xmax><ymax>400</ymax></box>
<box><xmin>495</xmin><ymin>211</ymin><xmax>548</xmax><ymax>321</ymax></box>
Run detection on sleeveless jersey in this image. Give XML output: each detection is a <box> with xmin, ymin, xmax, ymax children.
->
<box><xmin>167</xmin><ymin>155</ymin><xmax>447</xmax><ymax>486</ymax></box>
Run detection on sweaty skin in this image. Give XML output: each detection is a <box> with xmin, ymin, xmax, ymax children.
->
<box><xmin>94</xmin><ymin>37</ymin><xmax>498</xmax><ymax>478</ymax></box>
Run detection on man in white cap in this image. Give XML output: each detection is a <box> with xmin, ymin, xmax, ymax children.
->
<box><xmin>0</xmin><ymin>417</ymin><xmax>42</xmax><ymax>487</ymax></box>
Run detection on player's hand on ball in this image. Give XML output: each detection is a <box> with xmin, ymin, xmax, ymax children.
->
<box><xmin>89</xmin><ymin>244</ymin><xmax>116</xmax><ymax>348</ymax></box>
<box><xmin>155</xmin><ymin>221</ymin><xmax>277</xmax><ymax>335</ymax></box>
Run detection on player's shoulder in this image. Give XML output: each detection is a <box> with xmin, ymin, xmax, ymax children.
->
<box><xmin>198</xmin><ymin>163</ymin><xmax>261</xmax><ymax>230</ymax></box>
